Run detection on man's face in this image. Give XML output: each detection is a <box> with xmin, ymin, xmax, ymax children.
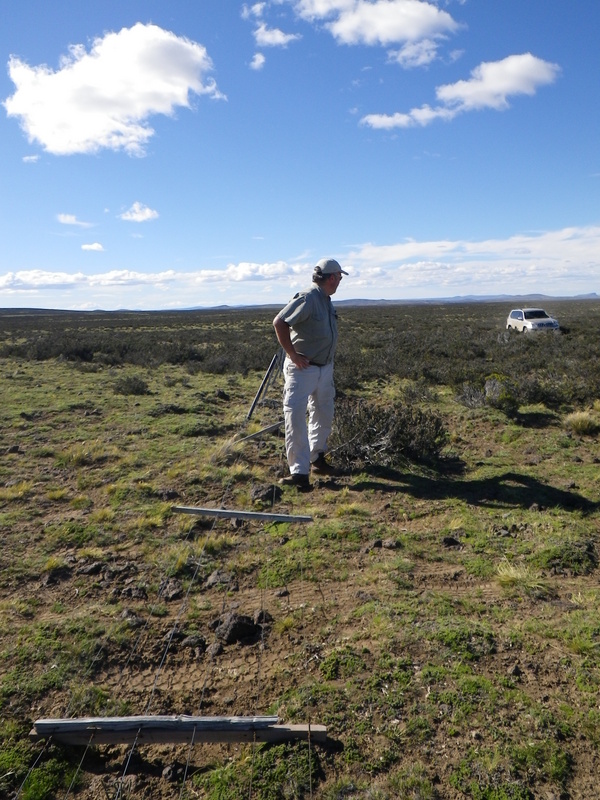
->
<box><xmin>325</xmin><ymin>272</ymin><xmax>342</xmax><ymax>295</ymax></box>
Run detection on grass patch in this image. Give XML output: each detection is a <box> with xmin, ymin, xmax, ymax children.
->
<box><xmin>3</xmin><ymin>303</ymin><xmax>600</xmax><ymax>799</ymax></box>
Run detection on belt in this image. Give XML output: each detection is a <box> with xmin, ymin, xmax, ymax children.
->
<box><xmin>308</xmin><ymin>360</ymin><xmax>325</xmax><ymax>367</ymax></box>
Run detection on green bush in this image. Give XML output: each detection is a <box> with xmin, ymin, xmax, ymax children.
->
<box><xmin>484</xmin><ymin>373</ymin><xmax>519</xmax><ymax>417</ymax></box>
<box><xmin>112</xmin><ymin>375</ymin><xmax>150</xmax><ymax>395</ymax></box>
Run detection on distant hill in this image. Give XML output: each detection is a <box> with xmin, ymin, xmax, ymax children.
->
<box><xmin>1</xmin><ymin>293</ymin><xmax>598</xmax><ymax>315</ymax></box>
<box><xmin>334</xmin><ymin>293</ymin><xmax>600</xmax><ymax>307</ymax></box>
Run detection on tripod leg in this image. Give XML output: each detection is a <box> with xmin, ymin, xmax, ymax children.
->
<box><xmin>247</xmin><ymin>349</ymin><xmax>283</xmax><ymax>420</ymax></box>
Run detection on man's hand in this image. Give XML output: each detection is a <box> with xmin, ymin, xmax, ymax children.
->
<box><xmin>290</xmin><ymin>351</ymin><xmax>310</xmax><ymax>369</ymax></box>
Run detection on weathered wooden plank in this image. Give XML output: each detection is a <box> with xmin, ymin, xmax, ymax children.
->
<box><xmin>30</xmin><ymin>715</ymin><xmax>327</xmax><ymax>745</ymax></box>
<box><xmin>33</xmin><ymin>715</ymin><xmax>279</xmax><ymax>733</ymax></box>
<box><xmin>172</xmin><ymin>506</ymin><xmax>312</xmax><ymax>523</ymax></box>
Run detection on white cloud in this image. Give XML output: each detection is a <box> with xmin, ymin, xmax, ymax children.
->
<box><xmin>194</xmin><ymin>260</ymin><xmax>291</xmax><ymax>284</ymax></box>
<box><xmin>250</xmin><ymin>53</ymin><xmax>267</xmax><ymax>70</ymax></box>
<box><xmin>87</xmin><ymin>270</ymin><xmax>176</xmax><ymax>286</ymax></box>
<box><xmin>58</xmin><ymin>213</ymin><xmax>93</xmax><ymax>227</ymax></box>
<box><xmin>22</xmin><ymin>154</ymin><xmax>39</xmax><ymax>163</ymax></box>
<box><xmin>119</xmin><ymin>201</ymin><xmax>159</xmax><ymax>222</ymax></box>
<box><xmin>242</xmin><ymin>3</ymin><xmax>267</xmax><ymax>19</ymax></box>
<box><xmin>244</xmin><ymin>2</ymin><xmax>461</xmax><ymax>70</ymax></box>
<box><xmin>361</xmin><ymin>53</ymin><xmax>560</xmax><ymax>129</ymax></box>
<box><xmin>346</xmin><ymin>225</ymin><xmax>600</xmax><ymax>296</ymax></box>
<box><xmin>293</xmin><ymin>1</ymin><xmax>366</xmax><ymax>21</ymax></box>
<box><xmin>254</xmin><ymin>23</ymin><xmax>301</xmax><ymax>47</ymax></box>
<box><xmin>322</xmin><ymin>0</ymin><xmax>460</xmax><ymax>46</ymax></box>
<box><xmin>0</xmin><ymin>268</ymin><xmax>176</xmax><ymax>292</ymax></box>
<box><xmin>2</xmin><ymin>225</ymin><xmax>598</xmax><ymax>307</ymax></box>
<box><xmin>4</xmin><ymin>23</ymin><xmax>225</xmax><ymax>156</ymax></box>
<box><xmin>0</xmin><ymin>270</ymin><xmax>85</xmax><ymax>290</ymax></box>
<box><xmin>436</xmin><ymin>52</ymin><xmax>560</xmax><ymax>111</ymax></box>
<box><xmin>82</xmin><ymin>242</ymin><xmax>104</xmax><ymax>251</ymax></box>
<box><xmin>388</xmin><ymin>38</ymin><xmax>439</xmax><ymax>68</ymax></box>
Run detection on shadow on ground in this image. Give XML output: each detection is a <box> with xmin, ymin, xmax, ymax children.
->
<box><xmin>515</xmin><ymin>408</ymin><xmax>560</xmax><ymax>428</ymax></box>
<box><xmin>350</xmin><ymin>467</ymin><xmax>598</xmax><ymax>512</ymax></box>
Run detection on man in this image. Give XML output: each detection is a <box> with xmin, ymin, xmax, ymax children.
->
<box><xmin>273</xmin><ymin>257</ymin><xmax>348</xmax><ymax>490</ymax></box>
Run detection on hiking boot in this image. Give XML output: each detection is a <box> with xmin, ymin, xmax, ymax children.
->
<box><xmin>279</xmin><ymin>473</ymin><xmax>312</xmax><ymax>491</ymax></box>
<box><xmin>311</xmin><ymin>453</ymin><xmax>341</xmax><ymax>477</ymax></box>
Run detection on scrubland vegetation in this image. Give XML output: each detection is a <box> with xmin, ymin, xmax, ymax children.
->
<box><xmin>1</xmin><ymin>299</ymin><xmax>600</xmax><ymax>800</ymax></box>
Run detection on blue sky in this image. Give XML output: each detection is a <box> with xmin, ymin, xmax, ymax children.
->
<box><xmin>1</xmin><ymin>0</ymin><xmax>599</xmax><ymax>310</ymax></box>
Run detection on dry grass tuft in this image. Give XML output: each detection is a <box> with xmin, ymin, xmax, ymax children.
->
<box><xmin>496</xmin><ymin>560</ymin><xmax>555</xmax><ymax>599</ymax></box>
<box><xmin>562</xmin><ymin>410</ymin><xmax>600</xmax><ymax>436</ymax></box>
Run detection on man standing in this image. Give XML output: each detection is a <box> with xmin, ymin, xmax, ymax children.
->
<box><xmin>273</xmin><ymin>257</ymin><xmax>348</xmax><ymax>490</ymax></box>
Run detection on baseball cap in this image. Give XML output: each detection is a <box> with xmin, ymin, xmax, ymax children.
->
<box><xmin>315</xmin><ymin>257</ymin><xmax>348</xmax><ymax>276</ymax></box>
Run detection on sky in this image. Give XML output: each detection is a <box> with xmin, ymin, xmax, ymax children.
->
<box><xmin>1</xmin><ymin>0</ymin><xmax>599</xmax><ymax>310</ymax></box>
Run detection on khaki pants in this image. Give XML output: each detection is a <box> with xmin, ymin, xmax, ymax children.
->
<box><xmin>282</xmin><ymin>359</ymin><xmax>335</xmax><ymax>475</ymax></box>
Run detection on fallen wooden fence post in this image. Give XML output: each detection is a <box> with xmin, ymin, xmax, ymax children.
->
<box><xmin>30</xmin><ymin>715</ymin><xmax>327</xmax><ymax>746</ymax></box>
<box><xmin>173</xmin><ymin>506</ymin><xmax>312</xmax><ymax>524</ymax></box>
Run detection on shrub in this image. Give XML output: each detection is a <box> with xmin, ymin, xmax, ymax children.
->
<box><xmin>330</xmin><ymin>396</ymin><xmax>448</xmax><ymax>469</ymax></box>
<box><xmin>457</xmin><ymin>382</ymin><xmax>486</xmax><ymax>408</ymax></box>
<box><xmin>112</xmin><ymin>375</ymin><xmax>150</xmax><ymax>395</ymax></box>
<box><xmin>484</xmin><ymin>373</ymin><xmax>519</xmax><ymax>417</ymax></box>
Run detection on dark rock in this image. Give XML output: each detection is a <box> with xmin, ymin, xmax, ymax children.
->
<box><xmin>159</xmin><ymin>578</ymin><xmax>184</xmax><ymax>601</ymax></box>
<box><xmin>41</xmin><ymin>566</ymin><xmax>72</xmax><ymax>586</ymax></box>
<box><xmin>205</xmin><ymin>570</ymin><xmax>237</xmax><ymax>591</ymax></box>
<box><xmin>207</xmin><ymin>641</ymin><xmax>223</xmax><ymax>658</ymax></box>
<box><xmin>253</xmin><ymin>609</ymin><xmax>273</xmax><ymax>625</ymax></box>
<box><xmin>162</xmin><ymin>764</ymin><xmax>183</xmax><ymax>783</ymax></box>
<box><xmin>121</xmin><ymin>585</ymin><xmax>148</xmax><ymax>600</ymax></box>
<box><xmin>158</xmin><ymin>489</ymin><xmax>180</xmax><ymax>501</ymax></box>
<box><xmin>121</xmin><ymin>609</ymin><xmax>144</xmax><ymax>628</ymax></box>
<box><xmin>382</xmin><ymin>539</ymin><xmax>400</xmax><ymax>550</ymax></box>
<box><xmin>77</xmin><ymin>561</ymin><xmax>104</xmax><ymax>575</ymax></box>
<box><xmin>442</xmin><ymin>536</ymin><xmax>461</xmax><ymax>548</ymax></box>
<box><xmin>214</xmin><ymin>612</ymin><xmax>260</xmax><ymax>644</ymax></box>
<box><xmin>181</xmin><ymin>634</ymin><xmax>207</xmax><ymax>651</ymax></box>
<box><xmin>251</xmin><ymin>484</ymin><xmax>283</xmax><ymax>504</ymax></box>
<box><xmin>105</xmin><ymin>562</ymin><xmax>137</xmax><ymax>579</ymax></box>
